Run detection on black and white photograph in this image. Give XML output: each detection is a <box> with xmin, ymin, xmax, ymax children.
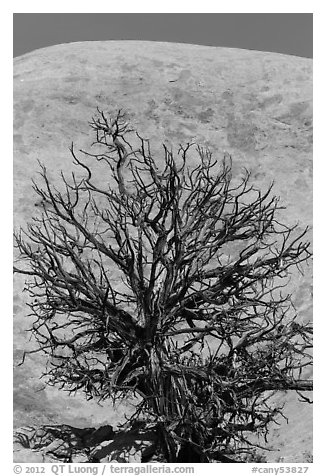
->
<box><xmin>12</xmin><ymin>9</ymin><xmax>313</xmax><ymax>468</ymax></box>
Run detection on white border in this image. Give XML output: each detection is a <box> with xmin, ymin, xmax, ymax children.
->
<box><xmin>3</xmin><ymin>4</ymin><xmax>323</xmax><ymax>473</ymax></box>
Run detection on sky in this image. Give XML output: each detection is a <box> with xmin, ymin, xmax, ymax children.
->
<box><xmin>13</xmin><ymin>13</ymin><xmax>313</xmax><ymax>58</ymax></box>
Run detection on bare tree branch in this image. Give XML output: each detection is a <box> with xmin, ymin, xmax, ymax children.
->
<box><xmin>14</xmin><ymin>109</ymin><xmax>312</xmax><ymax>463</ymax></box>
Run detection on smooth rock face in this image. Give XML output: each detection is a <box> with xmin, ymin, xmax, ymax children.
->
<box><xmin>13</xmin><ymin>41</ymin><xmax>312</xmax><ymax>462</ymax></box>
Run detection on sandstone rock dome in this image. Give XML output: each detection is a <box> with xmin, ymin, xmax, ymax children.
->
<box><xmin>13</xmin><ymin>41</ymin><xmax>312</xmax><ymax>462</ymax></box>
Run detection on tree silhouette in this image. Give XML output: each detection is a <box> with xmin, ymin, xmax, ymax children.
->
<box><xmin>14</xmin><ymin>109</ymin><xmax>312</xmax><ymax>463</ymax></box>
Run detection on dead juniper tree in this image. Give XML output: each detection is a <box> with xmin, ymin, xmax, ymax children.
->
<box><xmin>14</xmin><ymin>109</ymin><xmax>312</xmax><ymax>463</ymax></box>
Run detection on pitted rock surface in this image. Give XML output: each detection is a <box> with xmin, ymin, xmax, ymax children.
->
<box><xmin>14</xmin><ymin>41</ymin><xmax>312</xmax><ymax>463</ymax></box>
